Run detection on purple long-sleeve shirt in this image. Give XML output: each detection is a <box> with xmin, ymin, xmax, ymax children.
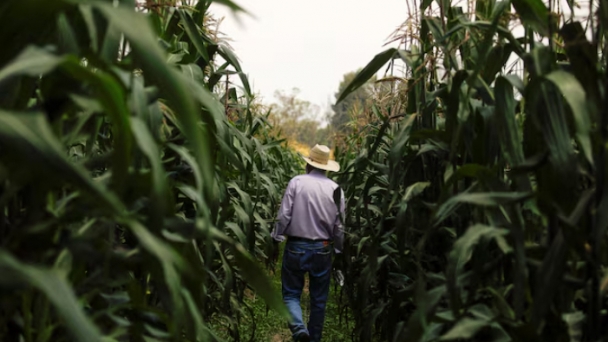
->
<box><xmin>271</xmin><ymin>169</ymin><xmax>345</xmax><ymax>253</ymax></box>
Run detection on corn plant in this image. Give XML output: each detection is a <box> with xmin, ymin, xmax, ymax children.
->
<box><xmin>0</xmin><ymin>0</ymin><xmax>299</xmax><ymax>341</ymax></box>
<box><xmin>335</xmin><ymin>0</ymin><xmax>608</xmax><ymax>341</ymax></box>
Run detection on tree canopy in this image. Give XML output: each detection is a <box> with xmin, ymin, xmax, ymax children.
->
<box><xmin>330</xmin><ymin>70</ymin><xmax>376</xmax><ymax>133</ymax></box>
<box><xmin>268</xmin><ymin>88</ymin><xmax>332</xmax><ymax>147</ymax></box>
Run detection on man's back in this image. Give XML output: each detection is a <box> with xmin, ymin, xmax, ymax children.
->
<box><xmin>272</xmin><ymin>169</ymin><xmax>345</xmax><ymax>251</ymax></box>
<box><xmin>289</xmin><ymin>170</ymin><xmax>340</xmax><ymax>238</ymax></box>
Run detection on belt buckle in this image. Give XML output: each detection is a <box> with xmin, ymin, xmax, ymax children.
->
<box><xmin>323</xmin><ymin>241</ymin><xmax>329</xmax><ymax>246</ymax></box>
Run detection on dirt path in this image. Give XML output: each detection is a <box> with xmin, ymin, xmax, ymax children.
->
<box><xmin>271</xmin><ymin>331</ymin><xmax>292</xmax><ymax>342</ymax></box>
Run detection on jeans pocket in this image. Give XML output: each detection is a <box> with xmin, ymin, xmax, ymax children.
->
<box><xmin>284</xmin><ymin>248</ymin><xmax>305</xmax><ymax>271</ymax></box>
<box><xmin>311</xmin><ymin>249</ymin><xmax>331</xmax><ymax>274</ymax></box>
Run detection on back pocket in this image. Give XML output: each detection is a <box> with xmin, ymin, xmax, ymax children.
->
<box><xmin>311</xmin><ymin>249</ymin><xmax>331</xmax><ymax>274</ymax></box>
<box><xmin>284</xmin><ymin>248</ymin><xmax>305</xmax><ymax>270</ymax></box>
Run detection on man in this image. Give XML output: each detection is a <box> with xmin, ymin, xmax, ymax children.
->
<box><xmin>271</xmin><ymin>144</ymin><xmax>345</xmax><ymax>342</ymax></box>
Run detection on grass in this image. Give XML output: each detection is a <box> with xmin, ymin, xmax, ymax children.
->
<box><xmin>211</xmin><ymin>244</ymin><xmax>353</xmax><ymax>341</ymax></box>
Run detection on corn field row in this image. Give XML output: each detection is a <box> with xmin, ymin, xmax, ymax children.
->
<box><xmin>1</xmin><ymin>0</ymin><xmax>608</xmax><ymax>341</ymax></box>
<box><xmin>333</xmin><ymin>0</ymin><xmax>608</xmax><ymax>340</ymax></box>
<box><xmin>0</xmin><ymin>0</ymin><xmax>299</xmax><ymax>341</ymax></box>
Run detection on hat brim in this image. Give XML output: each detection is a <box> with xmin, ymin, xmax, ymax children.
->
<box><xmin>302</xmin><ymin>156</ymin><xmax>340</xmax><ymax>172</ymax></box>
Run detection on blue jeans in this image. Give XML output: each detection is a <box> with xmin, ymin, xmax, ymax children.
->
<box><xmin>282</xmin><ymin>240</ymin><xmax>332</xmax><ymax>342</ymax></box>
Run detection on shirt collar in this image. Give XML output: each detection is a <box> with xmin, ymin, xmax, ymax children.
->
<box><xmin>309</xmin><ymin>169</ymin><xmax>327</xmax><ymax>177</ymax></box>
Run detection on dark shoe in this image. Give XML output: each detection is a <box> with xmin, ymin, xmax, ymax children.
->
<box><xmin>294</xmin><ymin>331</ymin><xmax>310</xmax><ymax>342</ymax></box>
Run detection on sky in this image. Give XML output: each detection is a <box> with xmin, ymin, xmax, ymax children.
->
<box><xmin>209</xmin><ymin>0</ymin><xmax>408</xmax><ymax>118</ymax></box>
<box><xmin>209</xmin><ymin>0</ymin><xmax>593</xmax><ymax>121</ymax></box>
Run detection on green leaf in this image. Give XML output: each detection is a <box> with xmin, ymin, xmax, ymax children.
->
<box><xmin>216</xmin><ymin>44</ymin><xmax>253</xmax><ymax>97</ymax></box>
<box><xmin>403</xmin><ymin>182</ymin><xmax>430</xmax><ymax>202</ymax></box>
<box><xmin>57</xmin><ymin>13</ymin><xmax>80</xmax><ymax>55</ymax></box>
<box><xmin>445</xmin><ymin>225</ymin><xmax>511</xmax><ymax>314</ymax></box>
<box><xmin>336</xmin><ymin>48</ymin><xmax>396</xmax><ymax>104</ymax></box>
<box><xmin>181</xmin><ymin>289</ymin><xmax>216</xmax><ymax>342</ymax></box>
<box><xmin>225</xmin><ymin>222</ymin><xmax>248</xmax><ymax>246</ymax></box>
<box><xmin>434</xmin><ymin>191</ymin><xmax>533</xmax><ymax>226</ymax></box>
<box><xmin>495</xmin><ymin>76</ymin><xmax>524</xmax><ymax>166</ymax></box>
<box><xmin>79</xmin><ymin>5</ymin><xmax>98</xmax><ymax>51</ymax></box>
<box><xmin>218</xmin><ymin>44</ymin><xmax>243</xmax><ymax>72</ymax></box>
<box><xmin>511</xmin><ymin>0</ymin><xmax>549</xmax><ymax>36</ymax></box>
<box><xmin>77</xmin><ymin>70</ymin><xmax>133</xmax><ymax>195</ymax></box>
<box><xmin>169</xmin><ymin>144</ymin><xmax>203</xmax><ymax>194</ymax></box>
<box><xmin>100</xmin><ymin>21</ymin><xmax>121</xmax><ymax>62</ymax></box>
<box><xmin>389</xmin><ymin>114</ymin><xmax>418</xmax><ymax>176</ymax></box>
<box><xmin>0</xmin><ymin>252</ymin><xmax>102</xmax><ymax>342</ymax></box>
<box><xmin>486</xmin><ymin>287</ymin><xmax>515</xmax><ymax>320</ymax></box>
<box><xmin>440</xmin><ymin>317</ymin><xmax>490</xmax><ymax>340</ymax></box>
<box><xmin>131</xmin><ymin>117</ymin><xmax>170</xmax><ymax>226</ymax></box>
<box><xmin>481</xmin><ymin>44</ymin><xmax>514</xmax><ymax>84</ymax></box>
<box><xmin>525</xmin><ymin>48</ymin><xmax>579</xmax><ymax>211</ymax></box>
<box><xmin>123</xmin><ymin>219</ymin><xmax>189</xmax><ymax>333</ymax></box>
<box><xmin>531</xmin><ymin>232</ymin><xmax>569</xmax><ymax>329</ymax></box>
<box><xmin>559</xmin><ymin>22</ymin><xmax>599</xmax><ymax>105</ymax></box>
<box><xmin>0</xmin><ymin>46</ymin><xmax>63</xmax><ymax>82</ymax></box>
<box><xmin>400</xmin><ymin>282</ymin><xmax>446</xmax><ymax>341</ymax></box>
<box><xmin>177</xmin><ymin>9</ymin><xmax>210</xmax><ymax>61</ymax></box>
<box><xmin>544</xmin><ymin>70</ymin><xmax>593</xmax><ymax>165</ymax></box>
<box><xmin>180</xmin><ymin>63</ymin><xmax>205</xmax><ymax>82</ymax></box>
<box><xmin>420</xmin><ymin>0</ymin><xmax>434</xmax><ymax>10</ymax></box>
<box><xmin>467</xmin><ymin>1</ymin><xmax>510</xmax><ymax>86</ymax></box>
<box><xmin>0</xmin><ymin>110</ymin><xmax>123</xmax><ymax>214</ymax></box>
<box><xmin>238</xmin><ymin>72</ymin><xmax>252</xmax><ymax>98</ymax></box>
<box><xmin>210</xmin><ymin>0</ymin><xmax>250</xmax><ymax>14</ymax></box>
<box><xmin>443</xmin><ymin>21</ymin><xmax>525</xmax><ymax>57</ymax></box>
<box><xmin>231</xmin><ymin>244</ymin><xmax>289</xmax><ymax>319</ymax></box>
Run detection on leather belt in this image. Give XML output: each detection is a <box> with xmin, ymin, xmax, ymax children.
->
<box><xmin>287</xmin><ymin>236</ymin><xmax>331</xmax><ymax>243</ymax></box>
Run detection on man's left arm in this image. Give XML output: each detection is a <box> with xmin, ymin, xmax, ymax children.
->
<box><xmin>333</xmin><ymin>188</ymin><xmax>346</xmax><ymax>254</ymax></box>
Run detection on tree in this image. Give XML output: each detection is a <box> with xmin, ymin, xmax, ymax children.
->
<box><xmin>295</xmin><ymin>118</ymin><xmax>320</xmax><ymax>146</ymax></box>
<box><xmin>314</xmin><ymin>125</ymin><xmax>332</xmax><ymax>146</ymax></box>
<box><xmin>330</xmin><ymin>70</ymin><xmax>376</xmax><ymax>133</ymax></box>
<box><xmin>268</xmin><ymin>88</ymin><xmax>324</xmax><ymax>147</ymax></box>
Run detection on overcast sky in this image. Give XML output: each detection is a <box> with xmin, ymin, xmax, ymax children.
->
<box><xmin>210</xmin><ymin>1</ymin><xmax>407</xmax><ymax>116</ymax></box>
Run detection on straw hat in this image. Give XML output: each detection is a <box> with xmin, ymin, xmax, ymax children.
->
<box><xmin>302</xmin><ymin>144</ymin><xmax>340</xmax><ymax>172</ymax></box>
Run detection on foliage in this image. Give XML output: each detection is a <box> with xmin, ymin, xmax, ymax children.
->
<box><xmin>268</xmin><ymin>88</ymin><xmax>331</xmax><ymax>148</ymax></box>
<box><xmin>330</xmin><ymin>70</ymin><xmax>376</xmax><ymax>135</ymax></box>
<box><xmin>0</xmin><ymin>0</ymin><xmax>301</xmax><ymax>341</ymax></box>
<box><xmin>333</xmin><ymin>0</ymin><xmax>608</xmax><ymax>341</ymax></box>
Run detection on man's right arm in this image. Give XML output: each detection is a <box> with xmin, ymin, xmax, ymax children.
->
<box><xmin>333</xmin><ymin>188</ymin><xmax>345</xmax><ymax>254</ymax></box>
